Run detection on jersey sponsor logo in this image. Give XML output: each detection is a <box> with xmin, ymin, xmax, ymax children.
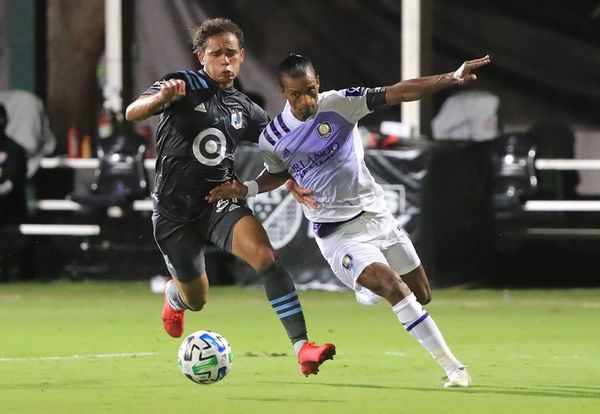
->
<box><xmin>290</xmin><ymin>142</ymin><xmax>340</xmax><ymax>179</ymax></box>
<box><xmin>316</xmin><ymin>121</ymin><xmax>332</xmax><ymax>139</ymax></box>
<box><xmin>194</xmin><ymin>103</ymin><xmax>207</xmax><ymax>112</ymax></box>
<box><xmin>192</xmin><ymin>128</ymin><xmax>227</xmax><ymax>166</ymax></box>
<box><xmin>345</xmin><ymin>87</ymin><xmax>366</xmax><ymax>97</ymax></box>
<box><xmin>342</xmin><ymin>254</ymin><xmax>353</xmax><ymax>269</ymax></box>
<box><xmin>230</xmin><ymin>109</ymin><xmax>243</xmax><ymax>129</ymax></box>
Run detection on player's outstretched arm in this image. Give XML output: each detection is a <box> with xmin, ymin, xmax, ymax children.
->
<box><xmin>385</xmin><ymin>55</ymin><xmax>491</xmax><ymax>105</ymax></box>
<box><xmin>125</xmin><ymin>78</ymin><xmax>187</xmax><ymax>121</ymax></box>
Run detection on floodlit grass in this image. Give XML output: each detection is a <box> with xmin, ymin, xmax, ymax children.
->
<box><xmin>0</xmin><ymin>282</ymin><xmax>599</xmax><ymax>413</ymax></box>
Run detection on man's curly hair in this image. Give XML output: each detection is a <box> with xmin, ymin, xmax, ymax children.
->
<box><xmin>191</xmin><ymin>18</ymin><xmax>244</xmax><ymax>54</ymax></box>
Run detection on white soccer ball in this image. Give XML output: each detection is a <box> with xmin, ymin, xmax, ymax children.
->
<box><xmin>177</xmin><ymin>330</ymin><xmax>233</xmax><ymax>384</ymax></box>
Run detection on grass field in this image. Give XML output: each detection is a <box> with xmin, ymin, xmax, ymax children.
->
<box><xmin>1</xmin><ymin>282</ymin><xmax>599</xmax><ymax>413</ymax></box>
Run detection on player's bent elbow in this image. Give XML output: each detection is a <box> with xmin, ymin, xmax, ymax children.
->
<box><xmin>125</xmin><ymin>105</ymin><xmax>140</xmax><ymax>122</ymax></box>
<box><xmin>125</xmin><ymin>110</ymin><xmax>133</xmax><ymax>122</ymax></box>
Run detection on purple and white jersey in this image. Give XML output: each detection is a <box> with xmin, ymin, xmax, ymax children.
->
<box><xmin>258</xmin><ymin>89</ymin><xmax>386</xmax><ymax>223</ymax></box>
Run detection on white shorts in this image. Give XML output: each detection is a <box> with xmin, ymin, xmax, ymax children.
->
<box><xmin>314</xmin><ymin>210</ymin><xmax>421</xmax><ymax>305</ymax></box>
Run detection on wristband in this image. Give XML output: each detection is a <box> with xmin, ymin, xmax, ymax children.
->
<box><xmin>243</xmin><ymin>180</ymin><xmax>259</xmax><ymax>198</ymax></box>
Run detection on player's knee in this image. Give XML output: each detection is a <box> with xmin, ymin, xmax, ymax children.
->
<box><xmin>359</xmin><ymin>263</ymin><xmax>406</xmax><ymax>302</ymax></box>
<box><xmin>415</xmin><ymin>289</ymin><xmax>432</xmax><ymax>305</ymax></box>
<box><xmin>250</xmin><ymin>245</ymin><xmax>276</xmax><ymax>271</ymax></box>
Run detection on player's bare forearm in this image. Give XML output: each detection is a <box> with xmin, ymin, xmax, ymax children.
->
<box><xmin>125</xmin><ymin>94</ymin><xmax>166</xmax><ymax>121</ymax></box>
<box><xmin>256</xmin><ymin>170</ymin><xmax>318</xmax><ymax>209</ymax></box>
<box><xmin>205</xmin><ymin>170</ymin><xmax>289</xmax><ymax>203</ymax></box>
<box><xmin>255</xmin><ymin>169</ymin><xmax>290</xmax><ymax>193</ymax></box>
<box><xmin>126</xmin><ymin>78</ymin><xmax>187</xmax><ymax>121</ymax></box>
<box><xmin>385</xmin><ymin>73</ymin><xmax>455</xmax><ymax>104</ymax></box>
<box><xmin>385</xmin><ymin>55</ymin><xmax>491</xmax><ymax>105</ymax></box>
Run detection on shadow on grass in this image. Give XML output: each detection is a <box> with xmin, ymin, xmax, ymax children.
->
<box><xmin>258</xmin><ymin>381</ymin><xmax>600</xmax><ymax>400</ymax></box>
<box><xmin>227</xmin><ymin>397</ymin><xmax>346</xmax><ymax>403</ymax></box>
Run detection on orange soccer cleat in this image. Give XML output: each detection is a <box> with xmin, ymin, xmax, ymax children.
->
<box><xmin>161</xmin><ymin>280</ymin><xmax>185</xmax><ymax>338</ymax></box>
<box><xmin>298</xmin><ymin>341</ymin><xmax>336</xmax><ymax>376</ymax></box>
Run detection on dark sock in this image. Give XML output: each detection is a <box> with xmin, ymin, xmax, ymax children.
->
<box><xmin>259</xmin><ymin>261</ymin><xmax>308</xmax><ymax>344</ymax></box>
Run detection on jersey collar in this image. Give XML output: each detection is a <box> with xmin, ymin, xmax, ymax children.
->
<box><xmin>282</xmin><ymin>92</ymin><xmax>325</xmax><ymax>126</ymax></box>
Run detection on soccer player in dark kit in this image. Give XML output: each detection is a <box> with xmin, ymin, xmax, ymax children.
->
<box><xmin>125</xmin><ymin>18</ymin><xmax>334</xmax><ymax>376</ymax></box>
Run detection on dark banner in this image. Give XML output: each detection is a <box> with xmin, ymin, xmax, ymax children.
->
<box><xmin>420</xmin><ymin>141</ymin><xmax>495</xmax><ymax>286</ymax></box>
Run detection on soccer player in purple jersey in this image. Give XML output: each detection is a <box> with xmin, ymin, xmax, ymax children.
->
<box><xmin>126</xmin><ymin>20</ymin><xmax>334</xmax><ymax>376</ymax></box>
<box><xmin>207</xmin><ymin>53</ymin><xmax>490</xmax><ymax>387</ymax></box>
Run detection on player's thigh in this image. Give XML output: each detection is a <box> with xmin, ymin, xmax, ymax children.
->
<box><xmin>152</xmin><ymin>212</ymin><xmax>207</xmax><ymax>283</ymax></box>
<box><xmin>231</xmin><ymin>216</ymin><xmax>275</xmax><ymax>270</ymax></box>
<box><xmin>380</xmin><ymin>222</ymin><xmax>430</xmax><ymax>303</ymax></box>
<box><xmin>207</xmin><ymin>200</ymin><xmax>274</xmax><ymax>270</ymax></box>
<box><xmin>383</xmin><ymin>234</ymin><xmax>421</xmax><ymax>274</ymax></box>
<box><xmin>316</xmin><ymin>233</ymin><xmax>388</xmax><ymax>292</ymax></box>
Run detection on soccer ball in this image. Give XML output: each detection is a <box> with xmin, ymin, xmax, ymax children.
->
<box><xmin>177</xmin><ymin>330</ymin><xmax>233</xmax><ymax>384</ymax></box>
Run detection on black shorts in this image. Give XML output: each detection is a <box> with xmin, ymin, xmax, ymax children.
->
<box><xmin>152</xmin><ymin>199</ymin><xmax>253</xmax><ymax>282</ymax></box>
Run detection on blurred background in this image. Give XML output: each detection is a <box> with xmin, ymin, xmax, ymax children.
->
<box><xmin>1</xmin><ymin>0</ymin><xmax>599</xmax><ymax>288</ymax></box>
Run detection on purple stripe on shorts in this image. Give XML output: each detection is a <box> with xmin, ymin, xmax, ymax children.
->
<box><xmin>406</xmin><ymin>312</ymin><xmax>429</xmax><ymax>332</ymax></box>
<box><xmin>312</xmin><ymin>211</ymin><xmax>366</xmax><ymax>238</ymax></box>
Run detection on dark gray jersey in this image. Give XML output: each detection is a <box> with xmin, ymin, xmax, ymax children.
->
<box><xmin>144</xmin><ymin>69</ymin><xmax>269</xmax><ymax>222</ymax></box>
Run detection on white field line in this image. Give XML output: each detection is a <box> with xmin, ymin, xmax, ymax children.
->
<box><xmin>0</xmin><ymin>351</ymin><xmax>157</xmax><ymax>362</ymax></box>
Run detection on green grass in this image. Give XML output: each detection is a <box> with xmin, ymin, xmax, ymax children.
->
<box><xmin>1</xmin><ymin>282</ymin><xmax>599</xmax><ymax>413</ymax></box>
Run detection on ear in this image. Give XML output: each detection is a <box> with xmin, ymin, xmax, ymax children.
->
<box><xmin>239</xmin><ymin>48</ymin><xmax>245</xmax><ymax>63</ymax></box>
<box><xmin>197</xmin><ymin>52</ymin><xmax>205</xmax><ymax>66</ymax></box>
<box><xmin>316</xmin><ymin>75</ymin><xmax>320</xmax><ymax>89</ymax></box>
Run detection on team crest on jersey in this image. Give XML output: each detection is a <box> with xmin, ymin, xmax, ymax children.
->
<box><xmin>317</xmin><ymin>121</ymin><xmax>332</xmax><ymax>139</ymax></box>
<box><xmin>342</xmin><ymin>254</ymin><xmax>353</xmax><ymax>269</ymax></box>
<box><xmin>230</xmin><ymin>109</ymin><xmax>243</xmax><ymax>129</ymax></box>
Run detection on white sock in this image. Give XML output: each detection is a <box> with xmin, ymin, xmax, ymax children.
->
<box><xmin>392</xmin><ymin>293</ymin><xmax>463</xmax><ymax>375</ymax></box>
<box><xmin>293</xmin><ymin>339</ymin><xmax>308</xmax><ymax>355</ymax></box>
<box><xmin>166</xmin><ymin>280</ymin><xmax>187</xmax><ymax>311</ymax></box>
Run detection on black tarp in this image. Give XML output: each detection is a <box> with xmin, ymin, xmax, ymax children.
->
<box><xmin>131</xmin><ymin>0</ymin><xmax>600</xmax><ymax>130</ymax></box>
